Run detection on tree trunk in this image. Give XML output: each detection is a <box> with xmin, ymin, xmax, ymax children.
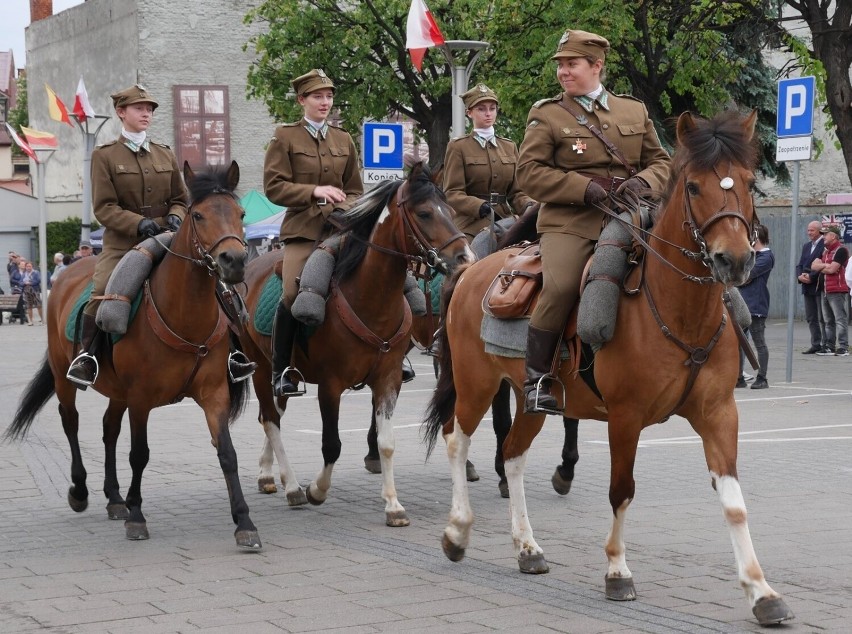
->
<box><xmin>426</xmin><ymin>96</ymin><xmax>453</xmax><ymax>170</ymax></box>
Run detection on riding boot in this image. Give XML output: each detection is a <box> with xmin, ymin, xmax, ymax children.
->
<box><xmin>523</xmin><ymin>325</ymin><xmax>562</xmax><ymax>415</ymax></box>
<box><xmin>271</xmin><ymin>303</ymin><xmax>303</xmax><ymax>397</ymax></box>
<box><xmin>401</xmin><ymin>356</ymin><xmax>415</xmax><ymax>383</ymax></box>
<box><xmin>67</xmin><ymin>313</ymin><xmax>100</xmax><ymax>389</ymax></box>
<box><xmin>227</xmin><ymin>334</ymin><xmax>257</xmax><ymax>382</ymax></box>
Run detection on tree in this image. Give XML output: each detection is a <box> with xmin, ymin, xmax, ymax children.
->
<box><xmin>783</xmin><ymin>1</ymin><xmax>852</xmax><ymax>186</ymax></box>
<box><xmin>7</xmin><ymin>74</ymin><xmax>29</xmax><ymax>158</ymax></box>
<box><xmin>245</xmin><ymin>0</ymin><xmax>782</xmax><ymax>176</ymax></box>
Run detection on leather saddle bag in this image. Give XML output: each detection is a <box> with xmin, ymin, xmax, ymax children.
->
<box><xmin>482</xmin><ymin>243</ymin><xmax>542</xmax><ymax>318</ymax></box>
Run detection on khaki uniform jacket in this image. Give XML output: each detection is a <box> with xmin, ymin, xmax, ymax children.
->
<box><xmin>518</xmin><ymin>92</ymin><xmax>671</xmax><ymax>240</ymax></box>
<box><xmin>264</xmin><ymin>121</ymin><xmax>363</xmax><ymax>242</ymax></box>
<box><xmin>443</xmin><ymin>133</ymin><xmax>533</xmax><ymax>238</ymax></box>
<box><xmin>92</xmin><ymin>139</ymin><xmax>189</xmax><ymax>252</ymax></box>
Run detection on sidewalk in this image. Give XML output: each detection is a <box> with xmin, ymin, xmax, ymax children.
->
<box><xmin>0</xmin><ymin>319</ymin><xmax>849</xmax><ymax>632</ymax></box>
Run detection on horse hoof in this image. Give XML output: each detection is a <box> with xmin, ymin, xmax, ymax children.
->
<box><xmin>518</xmin><ymin>552</ymin><xmax>549</xmax><ymax>574</ymax></box>
<box><xmin>386</xmin><ymin>511</ymin><xmax>410</xmax><ymax>527</ymax></box>
<box><xmin>125</xmin><ymin>521</ymin><xmax>149</xmax><ymax>541</ymax></box>
<box><xmin>465</xmin><ymin>460</ymin><xmax>480</xmax><ymax>482</ymax></box>
<box><xmin>498</xmin><ymin>479</ymin><xmax>510</xmax><ymax>498</ymax></box>
<box><xmin>605</xmin><ymin>575</ymin><xmax>636</xmax><ymax>601</ymax></box>
<box><xmin>551</xmin><ymin>470</ymin><xmax>573</xmax><ymax>496</ymax></box>
<box><xmin>286</xmin><ymin>488</ymin><xmax>308</xmax><ymax>506</ymax></box>
<box><xmin>67</xmin><ymin>488</ymin><xmax>88</xmax><ymax>513</ymax></box>
<box><xmin>364</xmin><ymin>456</ymin><xmax>382</xmax><ymax>474</ymax></box>
<box><xmin>106</xmin><ymin>503</ymin><xmax>129</xmax><ymax>520</ymax></box>
<box><xmin>752</xmin><ymin>597</ymin><xmax>794</xmax><ymax>625</ymax></box>
<box><xmin>257</xmin><ymin>477</ymin><xmax>277</xmax><ymax>494</ymax></box>
<box><xmin>305</xmin><ymin>486</ymin><xmax>326</xmax><ymax>506</ymax></box>
<box><xmin>441</xmin><ymin>533</ymin><xmax>465</xmax><ymax>562</ymax></box>
<box><xmin>235</xmin><ymin>529</ymin><xmax>263</xmax><ymax>551</ymax></box>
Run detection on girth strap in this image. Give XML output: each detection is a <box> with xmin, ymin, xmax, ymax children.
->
<box><xmin>330</xmin><ymin>278</ymin><xmax>412</xmax><ymax>353</ymax></box>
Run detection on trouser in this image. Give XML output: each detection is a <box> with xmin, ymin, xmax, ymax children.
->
<box><xmin>822</xmin><ymin>292</ymin><xmax>849</xmax><ymax>350</ymax></box>
<box><xmin>803</xmin><ymin>292</ymin><xmax>826</xmax><ymax>348</ymax></box>
<box><xmin>281</xmin><ymin>239</ymin><xmax>314</xmax><ymax>308</ymax></box>
<box><xmin>84</xmin><ymin>247</ymin><xmax>126</xmax><ymax>316</ymax></box>
<box><xmin>739</xmin><ymin>316</ymin><xmax>768</xmax><ymax>378</ymax></box>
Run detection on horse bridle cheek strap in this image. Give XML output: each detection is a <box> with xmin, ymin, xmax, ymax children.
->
<box><xmin>396</xmin><ymin>186</ymin><xmax>465</xmax><ymax>271</ymax></box>
<box><xmin>330</xmin><ymin>279</ymin><xmax>412</xmax><ymax>383</ymax></box>
<box><xmin>642</xmin><ymin>273</ymin><xmax>727</xmax><ymax>425</ymax></box>
<box><xmin>144</xmin><ymin>280</ymin><xmax>230</xmax><ymax>403</ymax></box>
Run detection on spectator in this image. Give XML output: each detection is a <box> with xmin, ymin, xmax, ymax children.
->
<box><xmin>811</xmin><ymin>225</ymin><xmax>849</xmax><ymax>356</ymax></box>
<box><xmin>796</xmin><ymin>220</ymin><xmax>826</xmax><ymax>353</ymax></box>
<box><xmin>21</xmin><ymin>261</ymin><xmax>44</xmax><ymax>325</ymax></box>
<box><xmin>736</xmin><ymin>225</ymin><xmax>774</xmax><ymax>389</ymax></box>
<box><xmin>48</xmin><ymin>252</ymin><xmax>66</xmax><ymax>289</ymax></box>
<box><xmin>7</xmin><ymin>251</ymin><xmax>20</xmax><ymax>276</ymax></box>
<box><xmin>9</xmin><ymin>259</ymin><xmax>28</xmax><ymax>325</ymax></box>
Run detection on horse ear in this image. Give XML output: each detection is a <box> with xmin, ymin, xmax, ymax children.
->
<box><xmin>226</xmin><ymin>160</ymin><xmax>240</xmax><ymax>191</ymax></box>
<box><xmin>742</xmin><ymin>109</ymin><xmax>758</xmax><ymax>141</ymax></box>
<box><xmin>183</xmin><ymin>161</ymin><xmax>194</xmax><ymax>185</ymax></box>
<box><xmin>676</xmin><ymin>111</ymin><xmax>698</xmax><ymax>142</ymax></box>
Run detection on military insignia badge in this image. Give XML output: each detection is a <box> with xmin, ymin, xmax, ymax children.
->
<box><xmin>479</xmin><ymin>84</ymin><xmax>488</xmax><ymax>93</ymax></box>
<box><xmin>528</xmin><ymin>120</ymin><xmax>540</xmax><ymax>128</ymax></box>
<box><xmin>572</xmin><ymin>139</ymin><xmax>587</xmax><ymax>154</ymax></box>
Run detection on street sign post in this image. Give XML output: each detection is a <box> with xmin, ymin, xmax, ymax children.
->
<box><xmin>362</xmin><ymin>122</ymin><xmax>404</xmax><ymax>184</ymax></box>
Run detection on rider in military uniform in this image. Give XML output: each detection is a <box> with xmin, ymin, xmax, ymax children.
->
<box><xmin>67</xmin><ymin>85</ymin><xmax>189</xmax><ymax>387</ymax></box>
<box><xmin>517</xmin><ymin>29</ymin><xmax>671</xmax><ymax>414</ymax></box>
<box><xmin>443</xmin><ymin>84</ymin><xmax>536</xmax><ymax>241</ymax></box>
<box><xmin>264</xmin><ymin>69</ymin><xmax>363</xmax><ymax>397</ymax></box>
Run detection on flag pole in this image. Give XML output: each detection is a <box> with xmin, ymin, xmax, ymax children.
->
<box><xmin>71</xmin><ymin>114</ymin><xmax>111</xmax><ymax>243</ymax></box>
<box><xmin>437</xmin><ymin>40</ymin><xmax>489</xmax><ymax>139</ymax></box>
<box><xmin>33</xmin><ymin>148</ymin><xmax>56</xmax><ymax>317</ymax></box>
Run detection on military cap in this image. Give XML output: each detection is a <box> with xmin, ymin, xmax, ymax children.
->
<box><xmin>110</xmin><ymin>84</ymin><xmax>159</xmax><ymax>110</ymax></box>
<box><xmin>291</xmin><ymin>69</ymin><xmax>336</xmax><ymax>97</ymax></box>
<box><xmin>462</xmin><ymin>84</ymin><xmax>499</xmax><ymax>110</ymax></box>
<box><xmin>552</xmin><ymin>29</ymin><xmax>610</xmax><ymax>62</ymax></box>
<box><xmin>820</xmin><ymin>224</ymin><xmax>842</xmax><ymax>237</ymax></box>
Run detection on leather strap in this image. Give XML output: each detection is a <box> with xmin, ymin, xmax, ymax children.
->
<box><xmin>92</xmin><ymin>293</ymin><xmax>131</xmax><ymax>304</ymax></box>
<box><xmin>556</xmin><ymin>97</ymin><xmax>638</xmax><ymax>177</ymax></box>
<box><xmin>330</xmin><ymin>278</ymin><xmax>412</xmax><ymax>353</ymax></box>
<box><xmin>137</xmin><ymin>203</ymin><xmax>169</xmax><ymax>219</ymax></box>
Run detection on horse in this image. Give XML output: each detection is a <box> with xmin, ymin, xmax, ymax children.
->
<box><xmin>422</xmin><ymin>111</ymin><xmax>793</xmax><ymax>626</ymax></box>
<box><xmin>239</xmin><ymin>163</ymin><xmax>474</xmax><ymax>526</ymax></box>
<box><xmin>5</xmin><ymin>161</ymin><xmax>261</xmax><ymax>550</ymax></box>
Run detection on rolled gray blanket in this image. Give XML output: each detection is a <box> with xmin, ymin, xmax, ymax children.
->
<box><xmin>577</xmin><ymin>213</ymin><xmax>632</xmax><ymax>344</ymax></box>
<box><xmin>404</xmin><ymin>271</ymin><xmax>427</xmax><ymax>316</ymax></box>
<box><xmin>96</xmin><ymin>234</ymin><xmax>174</xmax><ymax>334</ymax></box>
<box><xmin>291</xmin><ymin>241</ymin><xmax>339</xmax><ymax>326</ymax></box>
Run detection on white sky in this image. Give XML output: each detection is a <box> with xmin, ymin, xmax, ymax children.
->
<box><xmin>1</xmin><ymin>0</ymin><xmax>85</xmax><ymax>68</ymax></box>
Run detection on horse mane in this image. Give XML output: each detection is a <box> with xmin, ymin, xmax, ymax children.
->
<box><xmin>187</xmin><ymin>165</ymin><xmax>238</xmax><ymax>202</ymax></box>
<box><xmin>660</xmin><ymin>110</ymin><xmax>760</xmax><ymax>215</ymax></box>
<box><xmin>335</xmin><ymin>163</ymin><xmax>446</xmax><ymax>281</ymax></box>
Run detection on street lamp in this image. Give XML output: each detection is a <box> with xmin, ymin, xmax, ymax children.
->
<box><xmin>438</xmin><ymin>40</ymin><xmax>489</xmax><ymax>139</ymax></box>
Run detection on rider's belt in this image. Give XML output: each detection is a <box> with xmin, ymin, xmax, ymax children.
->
<box><xmin>578</xmin><ymin>172</ymin><xmax>626</xmax><ymax>194</ymax></box>
<box><xmin>137</xmin><ymin>203</ymin><xmax>169</xmax><ymax>219</ymax></box>
<box><xmin>474</xmin><ymin>193</ymin><xmax>507</xmax><ymax>205</ymax></box>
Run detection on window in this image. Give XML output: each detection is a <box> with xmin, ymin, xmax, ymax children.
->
<box><xmin>173</xmin><ymin>86</ymin><xmax>230</xmax><ymax>168</ymax></box>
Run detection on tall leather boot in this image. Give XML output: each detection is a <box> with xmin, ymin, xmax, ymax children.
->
<box><xmin>271</xmin><ymin>303</ymin><xmax>304</xmax><ymax>397</ymax></box>
<box><xmin>66</xmin><ymin>313</ymin><xmax>100</xmax><ymax>389</ymax></box>
<box><xmin>523</xmin><ymin>325</ymin><xmax>562</xmax><ymax>415</ymax></box>
<box><xmin>228</xmin><ymin>334</ymin><xmax>257</xmax><ymax>383</ymax></box>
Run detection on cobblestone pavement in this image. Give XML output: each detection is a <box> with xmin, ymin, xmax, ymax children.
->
<box><xmin>1</xmin><ymin>318</ymin><xmax>849</xmax><ymax>633</ymax></box>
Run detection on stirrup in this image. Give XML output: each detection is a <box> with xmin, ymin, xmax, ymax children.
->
<box><xmin>426</xmin><ymin>328</ymin><xmax>442</xmax><ymax>358</ymax></box>
<box><xmin>402</xmin><ymin>356</ymin><xmax>415</xmax><ymax>383</ymax></box>
<box><xmin>66</xmin><ymin>352</ymin><xmax>99</xmax><ymax>388</ymax></box>
<box><xmin>273</xmin><ymin>366</ymin><xmax>306</xmax><ymax>397</ymax></box>
<box><xmin>227</xmin><ymin>351</ymin><xmax>257</xmax><ymax>383</ymax></box>
<box><xmin>525</xmin><ymin>375</ymin><xmax>564</xmax><ymax>416</ymax></box>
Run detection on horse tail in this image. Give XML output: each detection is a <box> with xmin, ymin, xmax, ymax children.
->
<box><xmin>227</xmin><ymin>375</ymin><xmax>250</xmax><ymax>425</ymax></box>
<box><xmin>422</xmin><ymin>264</ymin><xmax>468</xmax><ymax>458</ymax></box>
<box><xmin>4</xmin><ymin>354</ymin><xmax>56</xmax><ymax>441</ymax></box>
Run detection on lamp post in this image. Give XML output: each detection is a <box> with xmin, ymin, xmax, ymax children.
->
<box><xmin>32</xmin><ymin>147</ymin><xmax>56</xmax><ymax>317</ymax></box>
<box><xmin>71</xmin><ymin>114</ymin><xmax>111</xmax><ymax>243</ymax></box>
<box><xmin>438</xmin><ymin>40</ymin><xmax>489</xmax><ymax>139</ymax></box>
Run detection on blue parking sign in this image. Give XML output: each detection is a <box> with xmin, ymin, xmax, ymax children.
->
<box><xmin>362</xmin><ymin>122</ymin><xmax>404</xmax><ymax>169</ymax></box>
<box><xmin>777</xmin><ymin>77</ymin><xmax>815</xmax><ymax>138</ymax></box>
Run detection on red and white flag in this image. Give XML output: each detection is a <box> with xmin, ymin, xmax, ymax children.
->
<box><xmin>406</xmin><ymin>0</ymin><xmax>445</xmax><ymax>72</ymax></box>
<box><xmin>73</xmin><ymin>77</ymin><xmax>96</xmax><ymax>122</ymax></box>
<box><xmin>4</xmin><ymin>123</ymin><xmax>39</xmax><ymax>163</ymax></box>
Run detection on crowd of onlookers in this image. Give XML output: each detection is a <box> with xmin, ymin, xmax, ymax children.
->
<box><xmin>2</xmin><ymin>242</ymin><xmax>96</xmax><ymax>325</ymax></box>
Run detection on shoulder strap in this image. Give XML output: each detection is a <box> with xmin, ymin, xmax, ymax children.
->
<box><xmin>556</xmin><ymin>97</ymin><xmax>637</xmax><ymax>177</ymax></box>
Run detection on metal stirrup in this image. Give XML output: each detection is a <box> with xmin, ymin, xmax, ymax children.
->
<box><xmin>66</xmin><ymin>352</ymin><xmax>99</xmax><ymax>387</ymax></box>
<box><xmin>528</xmin><ymin>374</ymin><xmax>564</xmax><ymax>415</ymax></box>
<box><xmin>273</xmin><ymin>366</ymin><xmax>306</xmax><ymax>396</ymax></box>
<box><xmin>227</xmin><ymin>351</ymin><xmax>256</xmax><ymax>383</ymax></box>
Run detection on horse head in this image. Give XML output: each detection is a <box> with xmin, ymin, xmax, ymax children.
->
<box><xmin>181</xmin><ymin>161</ymin><xmax>248</xmax><ymax>284</ymax></box>
<box><xmin>671</xmin><ymin>110</ymin><xmax>759</xmax><ymax>286</ymax></box>
<box><xmin>395</xmin><ymin>162</ymin><xmax>474</xmax><ymax>274</ymax></box>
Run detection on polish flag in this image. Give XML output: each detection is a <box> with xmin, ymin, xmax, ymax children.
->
<box><xmin>4</xmin><ymin>123</ymin><xmax>39</xmax><ymax>163</ymax></box>
<box><xmin>21</xmin><ymin>126</ymin><xmax>59</xmax><ymax>149</ymax></box>
<box><xmin>406</xmin><ymin>0</ymin><xmax>445</xmax><ymax>72</ymax></box>
<box><xmin>73</xmin><ymin>77</ymin><xmax>96</xmax><ymax>123</ymax></box>
<box><xmin>45</xmin><ymin>84</ymin><xmax>73</xmax><ymax>126</ymax></box>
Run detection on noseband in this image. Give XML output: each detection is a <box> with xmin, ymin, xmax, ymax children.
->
<box><xmin>394</xmin><ymin>182</ymin><xmax>466</xmax><ymax>274</ymax></box>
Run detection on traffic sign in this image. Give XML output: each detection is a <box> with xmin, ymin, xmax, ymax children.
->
<box><xmin>776</xmin><ymin>76</ymin><xmax>815</xmax><ymax>138</ymax></box>
<box><xmin>363</xmin><ymin>122</ymin><xmax>404</xmax><ymax>169</ymax></box>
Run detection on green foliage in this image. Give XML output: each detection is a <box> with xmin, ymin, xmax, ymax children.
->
<box><xmin>33</xmin><ymin>217</ymin><xmax>100</xmax><ymax>269</ymax></box>
<box><xmin>7</xmin><ymin>75</ymin><xmax>29</xmax><ymax>158</ymax></box>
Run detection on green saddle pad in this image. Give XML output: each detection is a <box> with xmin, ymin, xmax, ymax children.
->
<box><xmin>254</xmin><ymin>274</ymin><xmax>283</xmax><ymax>336</ymax></box>
<box><xmin>417</xmin><ymin>272</ymin><xmax>444</xmax><ymax>315</ymax></box>
<box><xmin>64</xmin><ymin>281</ymin><xmax>143</xmax><ymax>344</ymax></box>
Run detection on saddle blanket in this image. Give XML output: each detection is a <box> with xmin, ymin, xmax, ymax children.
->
<box><xmin>254</xmin><ymin>274</ymin><xmax>283</xmax><ymax>336</ymax></box>
<box><xmin>64</xmin><ymin>281</ymin><xmax>143</xmax><ymax>344</ymax></box>
<box><xmin>480</xmin><ymin>313</ymin><xmax>570</xmax><ymax>360</ymax></box>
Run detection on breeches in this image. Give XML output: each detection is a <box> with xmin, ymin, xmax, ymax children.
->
<box><xmin>85</xmin><ymin>249</ymin><xmax>127</xmax><ymax>316</ymax></box>
<box><xmin>281</xmin><ymin>240</ymin><xmax>315</xmax><ymax>308</ymax></box>
<box><xmin>529</xmin><ymin>232</ymin><xmax>595</xmax><ymax>332</ymax></box>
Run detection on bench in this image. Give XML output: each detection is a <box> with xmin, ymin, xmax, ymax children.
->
<box><xmin>0</xmin><ymin>293</ymin><xmax>26</xmax><ymax>324</ymax></box>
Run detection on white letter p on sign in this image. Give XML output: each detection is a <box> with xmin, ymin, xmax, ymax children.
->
<box><xmin>372</xmin><ymin>130</ymin><xmax>395</xmax><ymax>164</ymax></box>
<box><xmin>785</xmin><ymin>85</ymin><xmax>806</xmax><ymax>130</ymax></box>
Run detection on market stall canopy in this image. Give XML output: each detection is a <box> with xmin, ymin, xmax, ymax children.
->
<box><xmin>241</xmin><ymin>190</ymin><xmax>285</xmax><ymax>225</ymax></box>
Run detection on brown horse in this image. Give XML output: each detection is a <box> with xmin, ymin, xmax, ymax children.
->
<box><xmin>423</xmin><ymin>111</ymin><xmax>793</xmax><ymax>626</ymax></box>
<box><xmin>239</xmin><ymin>164</ymin><xmax>473</xmax><ymax>526</ymax></box>
<box><xmin>6</xmin><ymin>162</ymin><xmax>260</xmax><ymax>550</ymax></box>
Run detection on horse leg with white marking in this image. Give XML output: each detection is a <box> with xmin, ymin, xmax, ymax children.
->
<box><xmin>373</xmin><ymin>392</ymin><xmax>409</xmax><ymax>526</ymax></box>
<box><xmin>441</xmin><ymin>417</ymin><xmax>475</xmax><ymax>561</ymax></box>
